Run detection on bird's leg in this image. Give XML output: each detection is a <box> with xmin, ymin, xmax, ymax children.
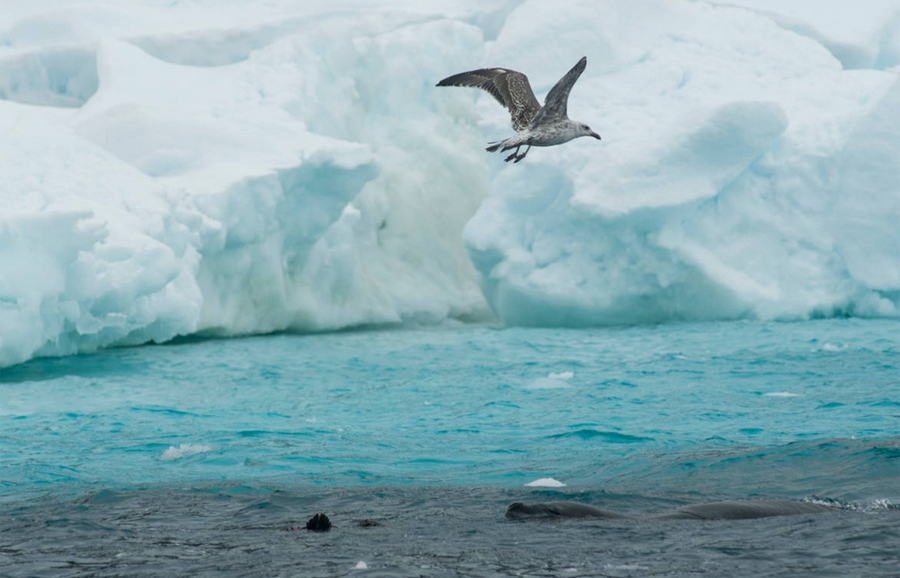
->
<box><xmin>504</xmin><ymin>145</ymin><xmax>522</xmax><ymax>162</ymax></box>
<box><xmin>513</xmin><ymin>145</ymin><xmax>532</xmax><ymax>163</ymax></box>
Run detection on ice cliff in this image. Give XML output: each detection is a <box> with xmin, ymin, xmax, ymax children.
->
<box><xmin>1</xmin><ymin>0</ymin><xmax>898</xmax><ymax>367</ymax></box>
<box><xmin>465</xmin><ymin>0</ymin><xmax>899</xmax><ymax>325</ymax></box>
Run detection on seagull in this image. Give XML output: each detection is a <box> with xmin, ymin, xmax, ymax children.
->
<box><xmin>437</xmin><ymin>56</ymin><xmax>600</xmax><ymax>163</ymax></box>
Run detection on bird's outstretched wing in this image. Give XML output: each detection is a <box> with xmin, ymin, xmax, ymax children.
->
<box><xmin>437</xmin><ymin>68</ymin><xmax>541</xmax><ymax>132</ymax></box>
<box><xmin>529</xmin><ymin>56</ymin><xmax>587</xmax><ymax>127</ymax></box>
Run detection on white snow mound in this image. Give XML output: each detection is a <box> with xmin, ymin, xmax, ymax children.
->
<box><xmin>1</xmin><ymin>0</ymin><xmax>897</xmax><ymax>367</ymax></box>
<box><xmin>464</xmin><ymin>0</ymin><xmax>899</xmax><ymax>326</ymax></box>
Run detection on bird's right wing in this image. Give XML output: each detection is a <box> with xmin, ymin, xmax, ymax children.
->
<box><xmin>437</xmin><ymin>68</ymin><xmax>541</xmax><ymax>132</ymax></box>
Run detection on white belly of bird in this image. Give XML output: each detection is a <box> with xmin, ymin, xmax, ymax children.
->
<box><xmin>526</xmin><ymin>123</ymin><xmax>582</xmax><ymax>147</ymax></box>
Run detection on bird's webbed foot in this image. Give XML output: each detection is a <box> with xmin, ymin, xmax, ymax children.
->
<box><xmin>511</xmin><ymin>145</ymin><xmax>531</xmax><ymax>163</ymax></box>
<box><xmin>504</xmin><ymin>145</ymin><xmax>522</xmax><ymax>162</ymax></box>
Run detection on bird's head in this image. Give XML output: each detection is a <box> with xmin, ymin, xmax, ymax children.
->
<box><xmin>579</xmin><ymin>123</ymin><xmax>601</xmax><ymax>140</ymax></box>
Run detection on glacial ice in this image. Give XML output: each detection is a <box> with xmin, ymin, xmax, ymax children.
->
<box><xmin>464</xmin><ymin>0</ymin><xmax>899</xmax><ymax>326</ymax></box>
<box><xmin>1</xmin><ymin>0</ymin><xmax>898</xmax><ymax>367</ymax></box>
<box><xmin>707</xmin><ymin>0</ymin><xmax>900</xmax><ymax>70</ymax></box>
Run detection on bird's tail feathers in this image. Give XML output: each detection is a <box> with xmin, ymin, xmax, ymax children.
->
<box><xmin>485</xmin><ymin>141</ymin><xmax>503</xmax><ymax>152</ymax></box>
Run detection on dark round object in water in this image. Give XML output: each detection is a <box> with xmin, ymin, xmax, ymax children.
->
<box><xmin>306</xmin><ymin>512</ymin><xmax>332</xmax><ymax>531</ymax></box>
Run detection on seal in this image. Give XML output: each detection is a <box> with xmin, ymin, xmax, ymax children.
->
<box><xmin>506</xmin><ymin>500</ymin><xmax>833</xmax><ymax>521</ymax></box>
<box><xmin>506</xmin><ymin>501</ymin><xmax>630</xmax><ymax>519</ymax></box>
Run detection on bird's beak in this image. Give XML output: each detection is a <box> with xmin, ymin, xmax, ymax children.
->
<box><xmin>591</xmin><ymin>131</ymin><xmax>601</xmax><ymax>140</ymax></box>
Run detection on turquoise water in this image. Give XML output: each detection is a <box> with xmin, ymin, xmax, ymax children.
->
<box><xmin>2</xmin><ymin>319</ymin><xmax>898</xmax><ymax>500</ymax></box>
<box><xmin>2</xmin><ymin>319</ymin><xmax>899</xmax><ymax>577</ymax></box>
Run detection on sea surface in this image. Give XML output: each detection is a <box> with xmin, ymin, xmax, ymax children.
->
<box><xmin>1</xmin><ymin>319</ymin><xmax>898</xmax><ymax>577</ymax></box>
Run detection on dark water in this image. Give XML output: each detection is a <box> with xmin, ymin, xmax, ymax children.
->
<box><xmin>2</xmin><ymin>483</ymin><xmax>898</xmax><ymax>578</ymax></box>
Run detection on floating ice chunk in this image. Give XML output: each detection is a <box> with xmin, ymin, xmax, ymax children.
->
<box><xmin>159</xmin><ymin>443</ymin><xmax>213</xmax><ymax>461</ymax></box>
<box><xmin>525</xmin><ymin>378</ymin><xmax>572</xmax><ymax>390</ymax></box>
<box><xmin>525</xmin><ymin>477</ymin><xmax>566</xmax><ymax>487</ymax></box>
<box><xmin>526</xmin><ymin>371</ymin><xmax>574</xmax><ymax>389</ymax></box>
<box><xmin>821</xmin><ymin>343</ymin><xmax>847</xmax><ymax>352</ymax></box>
<box><xmin>354</xmin><ymin>561</ymin><xmax>368</xmax><ymax>570</ymax></box>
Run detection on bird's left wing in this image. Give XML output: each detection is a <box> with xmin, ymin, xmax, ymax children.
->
<box><xmin>529</xmin><ymin>56</ymin><xmax>587</xmax><ymax>127</ymax></box>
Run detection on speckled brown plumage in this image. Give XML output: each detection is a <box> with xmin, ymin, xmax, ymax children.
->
<box><xmin>437</xmin><ymin>57</ymin><xmax>600</xmax><ymax>163</ymax></box>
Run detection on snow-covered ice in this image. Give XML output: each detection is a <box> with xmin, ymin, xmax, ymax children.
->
<box><xmin>706</xmin><ymin>0</ymin><xmax>900</xmax><ymax>70</ymax></box>
<box><xmin>464</xmin><ymin>0</ymin><xmax>899</xmax><ymax>326</ymax></box>
<box><xmin>1</xmin><ymin>0</ymin><xmax>898</xmax><ymax>367</ymax></box>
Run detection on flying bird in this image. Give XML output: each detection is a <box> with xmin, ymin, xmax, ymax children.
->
<box><xmin>437</xmin><ymin>56</ymin><xmax>600</xmax><ymax>163</ymax></box>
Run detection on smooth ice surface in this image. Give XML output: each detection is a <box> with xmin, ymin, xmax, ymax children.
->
<box><xmin>2</xmin><ymin>0</ymin><xmax>899</xmax><ymax>367</ymax></box>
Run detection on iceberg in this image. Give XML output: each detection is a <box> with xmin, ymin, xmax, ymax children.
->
<box><xmin>464</xmin><ymin>0</ymin><xmax>899</xmax><ymax>325</ymax></box>
<box><xmin>0</xmin><ymin>2</ymin><xmax>495</xmax><ymax>367</ymax></box>
<box><xmin>706</xmin><ymin>0</ymin><xmax>900</xmax><ymax>70</ymax></box>
<box><xmin>1</xmin><ymin>0</ymin><xmax>897</xmax><ymax>367</ymax></box>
